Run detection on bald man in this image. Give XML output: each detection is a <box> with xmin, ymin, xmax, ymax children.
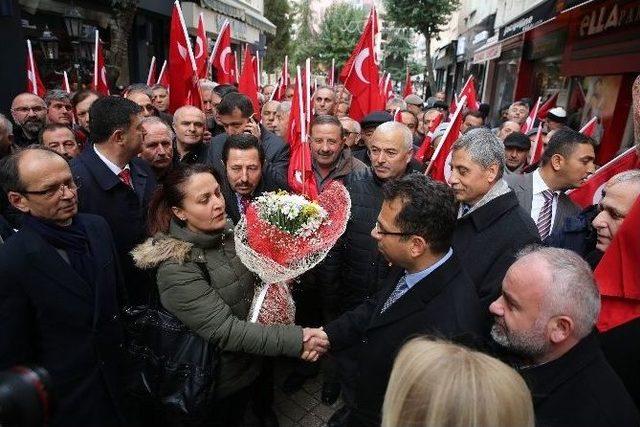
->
<box><xmin>173</xmin><ymin>106</ymin><xmax>208</xmax><ymax>165</ymax></box>
<box><xmin>262</xmin><ymin>100</ymin><xmax>280</xmax><ymax>133</ymax></box>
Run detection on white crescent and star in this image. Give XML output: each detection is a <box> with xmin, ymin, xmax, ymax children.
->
<box><xmin>177</xmin><ymin>42</ymin><xmax>188</xmax><ymax>60</ymax></box>
<box><xmin>220</xmin><ymin>46</ymin><xmax>231</xmax><ymax>73</ymax></box>
<box><xmin>593</xmin><ymin>182</ymin><xmax>606</xmax><ymax>205</ymax></box>
<box><xmin>195</xmin><ymin>38</ymin><xmax>204</xmax><ymax>59</ymax></box>
<box><xmin>354</xmin><ymin>48</ymin><xmax>370</xmax><ymax>84</ymax></box>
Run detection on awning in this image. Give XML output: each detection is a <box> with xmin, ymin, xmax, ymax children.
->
<box><xmin>498</xmin><ymin>0</ymin><xmax>591</xmax><ymax>41</ymax></box>
<box><xmin>244</xmin><ymin>8</ymin><xmax>276</xmax><ymax>35</ymax></box>
<box><xmin>201</xmin><ymin>0</ymin><xmax>244</xmax><ymax>20</ymax></box>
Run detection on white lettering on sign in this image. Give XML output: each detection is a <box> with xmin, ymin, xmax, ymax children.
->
<box><xmin>579</xmin><ymin>2</ymin><xmax>640</xmax><ymax>37</ymax></box>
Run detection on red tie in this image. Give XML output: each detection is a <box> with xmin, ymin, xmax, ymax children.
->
<box><xmin>118</xmin><ymin>169</ymin><xmax>133</xmax><ymax>189</ymax></box>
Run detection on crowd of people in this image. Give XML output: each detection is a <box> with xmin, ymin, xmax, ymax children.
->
<box><xmin>0</xmin><ymin>76</ymin><xmax>639</xmax><ymax>427</ymax></box>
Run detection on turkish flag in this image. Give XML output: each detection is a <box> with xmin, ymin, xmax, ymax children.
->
<box><xmin>414</xmin><ymin>112</ymin><xmax>443</xmax><ymax>163</ymax></box>
<box><xmin>449</xmin><ymin>94</ymin><xmax>458</xmax><ymax>118</ymax></box>
<box><xmin>340</xmin><ymin>7</ymin><xmax>383</xmax><ymax>122</ymax></box>
<box><xmin>537</xmin><ymin>91</ymin><xmax>559</xmax><ymax>119</ymax></box>
<box><xmin>568</xmin><ymin>85</ymin><xmax>585</xmax><ymax>111</ymax></box>
<box><xmin>157</xmin><ymin>60</ymin><xmax>169</xmax><ymax>87</ymax></box>
<box><xmin>580</xmin><ymin>116</ymin><xmax>598</xmax><ymax>138</ymax></box>
<box><xmin>146</xmin><ymin>56</ymin><xmax>157</xmax><ymax>86</ymax></box>
<box><xmin>528</xmin><ymin>126</ymin><xmax>544</xmax><ymax>166</ymax></box>
<box><xmin>91</xmin><ymin>31</ymin><xmax>110</xmax><ymax>96</ymax></box>
<box><xmin>195</xmin><ymin>13</ymin><xmax>209</xmax><ymax>79</ymax></box>
<box><xmin>382</xmin><ymin>73</ymin><xmax>393</xmax><ymax>101</ymax></box>
<box><xmin>521</xmin><ymin>97</ymin><xmax>541</xmax><ymax>134</ymax></box>
<box><xmin>238</xmin><ymin>47</ymin><xmax>260</xmax><ymax>119</ymax></box>
<box><xmin>595</xmin><ymin>194</ymin><xmax>640</xmax><ymax>332</ymax></box>
<box><xmin>459</xmin><ymin>75</ymin><xmax>480</xmax><ymax>110</ymax></box>
<box><xmin>567</xmin><ymin>147</ymin><xmax>640</xmax><ymax>208</ymax></box>
<box><xmin>273</xmin><ymin>55</ymin><xmax>290</xmax><ymax>101</ymax></box>
<box><xmin>26</xmin><ymin>40</ymin><xmax>46</xmax><ymax>97</ymax></box>
<box><xmin>209</xmin><ymin>20</ymin><xmax>234</xmax><ymax>85</ymax></box>
<box><xmin>168</xmin><ymin>1</ymin><xmax>199</xmax><ymax>113</ymax></box>
<box><xmin>287</xmin><ymin>66</ymin><xmax>319</xmax><ymax>200</ymax></box>
<box><xmin>403</xmin><ymin>68</ymin><xmax>413</xmax><ymax>97</ymax></box>
<box><xmin>427</xmin><ymin>96</ymin><xmax>466</xmax><ymax>182</ymax></box>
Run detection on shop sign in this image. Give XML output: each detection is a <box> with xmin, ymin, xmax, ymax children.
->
<box><xmin>578</xmin><ymin>1</ymin><xmax>640</xmax><ymax>37</ymax></box>
<box><xmin>473</xmin><ymin>43</ymin><xmax>502</xmax><ymax>63</ymax></box>
<box><xmin>499</xmin><ymin>0</ymin><xmax>558</xmax><ymax>40</ymax></box>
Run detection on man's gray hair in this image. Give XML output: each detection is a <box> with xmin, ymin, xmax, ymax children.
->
<box><xmin>141</xmin><ymin>116</ymin><xmax>174</xmax><ymax>140</ymax></box>
<box><xmin>262</xmin><ymin>100</ymin><xmax>280</xmax><ymax>113</ymax></box>
<box><xmin>0</xmin><ymin>113</ymin><xmax>13</xmax><ymax>135</ymax></box>
<box><xmin>124</xmin><ymin>83</ymin><xmax>153</xmax><ymax>99</ymax></box>
<box><xmin>44</xmin><ymin>89</ymin><xmax>71</xmax><ymax>106</ymax></box>
<box><xmin>314</xmin><ymin>85</ymin><xmax>335</xmax><ymax>96</ymax></box>
<box><xmin>375</xmin><ymin>121</ymin><xmax>413</xmax><ymax>151</ymax></box>
<box><xmin>386</xmin><ymin>97</ymin><xmax>407</xmax><ymax>110</ymax></box>
<box><xmin>607</xmin><ymin>169</ymin><xmax>640</xmax><ymax>188</ymax></box>
<box><xmin>199</xmin><ymin>79</ymin><xmax>216</xmax><ymax>92</ymax></box>
<box><xmin>339</xmin><ymin>117</ymin><xmax>361</xmax><ymax>133</ymax></box>
<box><xmin>518</xmin><ymin>245</ymin><xmax>600</xmax><ymax>339</ymax></box>
<box><xmin>453</xmin><ymin>127</ymin><xmax>506</xmax><ymax>179</ymax></box>
<box><xmin>277</xmin><ymin>101</ymin><xmax>292</xmax><ymax>113</ymax></box>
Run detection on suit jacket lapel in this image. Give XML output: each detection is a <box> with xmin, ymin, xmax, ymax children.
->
<box><xmin>369</xmin><ymin>257</ymin><xmax>457</xmax><ymax>330</ymax></box>
<box><xmin>130</xmin><ymin>161</ymin><xmax>149</xmax><ymax>205</ymax></box>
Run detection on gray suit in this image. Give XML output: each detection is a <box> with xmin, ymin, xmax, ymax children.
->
<box><xmin>505</xmin><ymin>172</ymin><xmax>581</xmax><ymax>241</ymax></box>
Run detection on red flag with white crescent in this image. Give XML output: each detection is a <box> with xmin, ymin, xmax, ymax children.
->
<box><xmin>580</xmin><ymin>116</ymin><xmax>598</xmax><ymax>138</ymax></box>
<box><xmin>414</xmin><ymin>112</ymin><xmax>443</xmax><ymax>163</ymax></box>
<box><xmin>521</xmin><ymin>97</ymin><xmax>541</xmax><ymax>134</ymax></box>
<box><xmin>238</xmin><ymin>47</ymin><xmax>260</xmax><ymax>119</ymax></box>
<box><xmin>402</xmin><ymin>68</ymin><xmax>413</xmax><ymax>97</ymax></box>
<box><xmin>459</xmin><ymin>75</ymin><xmax>480</xmax><ymax>110</ymax></box>
<box><xmin>595</xmin><ymin>194</ymin><xmax>640</xmax><ymax>332</ymax></box>
<box><xmin>91</xmin><ymin>31</ymin><xmax>110</xmax><ymax>96</ymax></box>
<box><xmin>566</xmin><ymin>147</ymin><xmax>640</xmax><ymax>209</ymax></box>
<box><xmin>195</xmin><ymin>13</ymin><xmax>209</xmax><ymax>79</ymax></box>
<box><xmin>340</xmin><ymin>6</ymin><xmax>383</xmax><ymax>122</ymax></box>
<box><xmin>168</xmin><ymin>0</ymin><xmax>200</xmax><ymax>113</ymax></box>
<box><xmin>209</xmin><ymin>20</ymin><xmax>234</xmax><ymax>85</ymax></box>
<box><xmin>426</xmin><ymin>96</ymin><xmax>467</xmax><ymax>182</ymax></box>
<box><xmin>287</xmin><ymin>65</ymin><xmax>319</xmax><ymax>200</ymax></box>
<box><xmin>26</xmin><ymin>40</ymin><xmax>46</xmax><ymax>97</ymax></box>
<box><xmin>537</xmin><ymin>91</ymin><xmax>559</xmax><ymax>119</ymax></box>
<box><xmin>157</xmin><ymin>60</ymin><xmax>169</xmax><ymax>87</ymax></box>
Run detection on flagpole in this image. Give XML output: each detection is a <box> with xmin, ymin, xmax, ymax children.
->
<box><xmin>63</xmin><ymin>71</ymin><xmax>71</xmax><ymax>93</ymax></box>
<box><xmin>26</xmin><ymin>39</ymin><xmax>37</xmax><ymax>94</ymax></box>
<box><xmin>146</xmin><ymin>56</ymin><xmax>156</xmax><ymax>86</ymax></box>
<box><xmin>425</xmin><ymin>95</ymin><xmax>467</xmax><ymax>175</ymax></box>
<box><xmin>157</xmin><ymin>60</ymin><xmax>167</xmax><ymax>85</ymax></box>
<box><xmin>305</xmin><ymin>58</ymin><xmax>311</xmax><ymax>125</ymax></box>
<box><xmin>94</xmin><ymin>30</ymin><xmax>99</xmax><ymax>90</ymax></box>
<box><xmin>297</xmin><ymin>66</ymin><xmax>306</xmax><ymax>196</ymax></box>
<box><xmin>234</xmin><ymin>51</ymin><xmax>239</xmax><ymax>83</ymax></box>
<box><xmin>209</xmin><ymin>20</ymin><xmax>229</xmax><ymax>67</ymax></box>
<box><xmin>330</xmin><ymin>58</ymin><xmax>335</xmax><ymax>87</ymax></box>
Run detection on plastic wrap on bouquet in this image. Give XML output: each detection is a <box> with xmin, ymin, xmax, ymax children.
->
<box><xmin>235</xmin><ymin>181</ymin><xmax>351</xmax><ymax>323</ymax></box>
<box><xmin>248</xmin><ymin>281</ymin><xmax>295</xmax><ymax>325</ymax></box>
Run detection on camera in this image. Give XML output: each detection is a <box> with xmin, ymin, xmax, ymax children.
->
<box><xmin>0</xmin><ymin>366</ymin><xmax>53</xmax><ymax>427</ymax></box>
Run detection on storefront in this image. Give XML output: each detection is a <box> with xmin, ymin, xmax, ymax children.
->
<box><xmin>479</xmin><ymin>0</ymin><xmax>640</xmax><ymax>163</ymax></box>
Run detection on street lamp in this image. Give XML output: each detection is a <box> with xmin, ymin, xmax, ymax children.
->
<box><xmin>63</xmin><ymin>6</ymin><xmax>84</xmax><ymax>40</ymax></box>
<box><xmin>39</xmin><ymin>26</ymin><xmax>59</xmax><ymax>61</ymax></box>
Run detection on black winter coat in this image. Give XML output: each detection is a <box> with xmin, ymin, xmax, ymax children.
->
<box><xmin>70</xmin><ymin>148</ymin><xmax>157</xmax><ymax>304</ymax></box>
<box><xmin>0</xmin><ymin>214</ymin><xmax>128</xmax><ymax>427</ymax></box>
<box><xmin>324</xmin><ymin>255</ymin><xmax>484</xmax><ymax>427</ymax></box>
<box><xmin>520</xmin><ymin>332</ymin><xmax>640</xmax><ymax>427</ymax></box>
<box><xmin>452</xmin><ymin>191</ymin><xmax>540</xmax><ymax>313</ymax></box>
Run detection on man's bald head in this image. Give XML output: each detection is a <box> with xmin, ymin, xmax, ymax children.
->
<box><xmin>173</xmin><ymin>105</ymin><xmax>205</xmax><ymax>123</ymax></box>
<box><xmin>173</xmin><ymin>106</ymin><xmax>205</xmax><ymax>149</ymax></box>
<box><xmin>11</xmin><ymin>93</ymin><xmax>46</xmax><ymax>110</ymax></box>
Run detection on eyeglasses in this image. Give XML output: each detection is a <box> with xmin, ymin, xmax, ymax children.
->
<box><xmin>12</xmin><ymin>106</ymin><xmax>46</xmax><ymax>114</ymax></box>
<box><xmin>374</xmin><ymin>221</ymin><xmax>414</xmax><ymax>237</ymax></box>
<box><xmin>21</xmin><ymin>178</ymin><xmax>81</xmax><ymax>199</ymax></box>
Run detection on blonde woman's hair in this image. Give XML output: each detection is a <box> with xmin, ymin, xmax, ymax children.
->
<box><xmin>382</xmin><ymin>338</ymin><xmax>534</xmax><ymax>427</ymax></box>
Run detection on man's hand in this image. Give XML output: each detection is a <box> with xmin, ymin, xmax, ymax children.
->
<box><xmin>203</xmin><ymin>130</ymin><xmax>212</xmax><ymax>143</ymax></box>
<box><xmin>301</xmin><ymin>327</ymin><xmax>329</xmax><ymax>362</ymax></box>
<box><xmin>242</xmin><ymin>116</ymin><xmax>261</xmax><ymax>139</ymax></box>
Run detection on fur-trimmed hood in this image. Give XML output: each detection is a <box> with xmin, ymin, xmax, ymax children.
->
<box><xmin>131</xmin><ymin>234</ymin><xmax>194</xmax><ymax>269</ymax></box>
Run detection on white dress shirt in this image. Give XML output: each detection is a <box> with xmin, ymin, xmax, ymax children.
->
<box><xmin>93</xmin><ymin>145</ymin><xmax>130</xmax><ymax>176</ymax></box>
<box><xmin>530</xmin><ymin>168</ymin><xmax>558</xmax><ymax>232</ymax></box>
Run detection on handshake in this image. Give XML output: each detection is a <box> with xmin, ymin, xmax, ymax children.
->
<box><xmin>301</xmin><ymin>327</ymin><xmax>330</xmax><ymax>362</ymax></box>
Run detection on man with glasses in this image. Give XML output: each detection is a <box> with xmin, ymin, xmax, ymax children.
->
<box><xmin>10</xmin><ymin>92</ymin><xmax>47</xmax><ymax>147</ymax></box>
<box><xmin>70</xmin><ymin>96</ymin><xmax>156</xmax><ymax>305</ymax></box>
<box><xmin>305</xmin><ymin>174</ymin><xmax>484</xmax><ymax>427</ymax></box>
<box><xmin>0</xmin><ymin>146</ymin><xmax>130</xmax><ymax>426</ymax></box>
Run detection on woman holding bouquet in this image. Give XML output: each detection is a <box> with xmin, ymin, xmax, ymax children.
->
<box><xmin>131</xmin><ymin>164</ymin><xmax>319</xmax><ymax>426</ymax></box>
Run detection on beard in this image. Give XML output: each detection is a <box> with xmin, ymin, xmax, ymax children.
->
<box><xmin>490</xmin><ymin>317</ymin><xmax>549</xmax><ymax>361</ymax></box>
<box><xmin>22</xmin><ymin>118</ymin><xmax>45</xmax><ymax>135</ymax></box>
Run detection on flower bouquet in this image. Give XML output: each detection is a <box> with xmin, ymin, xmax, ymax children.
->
<box><xmin>234</xmin><ymin>180</ymin><xmax>351</xmax><ymax>325</ymax></box>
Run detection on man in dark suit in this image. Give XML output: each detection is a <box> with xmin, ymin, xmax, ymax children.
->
<box><xmin>207</xmin><ymin>92</ymin><xmax>290</xmax><ymax>189</ymax></box>
<box><xmin>306</xmin><ymin>174</ymin><xmax>484</xmax><ymax>427</ymax></box>
<box><xmin>221</xmin><ymin>133</ymin><xmax>281</xmax><ymax>224</ymax></box>
<box><xmin>489</xmin><ymin>246</ymin><xmax>640</xmax><ymax>427</ymax></box>
<box><xmin>0</xmin><ymin>147</ymin><xmax>128</xmax><ymax>426</ymax></box>
<box><xmin>505</xmin><ymin>128</ymin><xmax>596</xmax><ymax>243</ymax></box>
<box><xmin>70</xmin><ymin>96</ymin><xmax>157</xmax><ymax>304</ymax></box>
<box><xmin>449</xmin><ymin>128</ymin><xmax>540</xmax><ymax>313</ymax></box>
